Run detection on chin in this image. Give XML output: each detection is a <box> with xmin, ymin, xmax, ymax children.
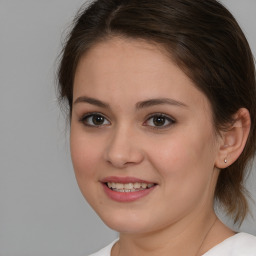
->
<box><xmin>97</xmin><ymin>209</ymin><xmax>159</xmax><ymax>234</ymax></box>
<box><xmin>106</xmin><ymin>221</ymin><xmax>151</xmax><ymax>234</ymax></box>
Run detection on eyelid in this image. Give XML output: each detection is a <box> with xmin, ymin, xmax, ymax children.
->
<box><xmin>79</xmin><ymin>112</ymin><xmax>111</xmax><ymax>127</ymax></box>
<box><xmin>143</xmin><ymin>113</ymin><xmax>176</xmax><ymax>129</ymax></box>
<box><xmin>78</xmin><ymin>112</ymin><xmax>175</xmax><ymax>129</ymax></box>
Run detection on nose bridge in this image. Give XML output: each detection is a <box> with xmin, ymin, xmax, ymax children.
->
<box><xmin>104</xmin><ymin>123</ymin><xmax>144</xmax><ymax>168</ymax></box>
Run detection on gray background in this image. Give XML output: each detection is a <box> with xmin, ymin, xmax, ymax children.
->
<box><xmin>0</xmin><ymin>0</ymin><xmax>255</xmax><ymax>255</ymax></box>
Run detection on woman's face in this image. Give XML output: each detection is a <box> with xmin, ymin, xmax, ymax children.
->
<box><xmin>70</xmin><ymin>38</ymin><xmax>221</xmax><ymax>234</ymax></box>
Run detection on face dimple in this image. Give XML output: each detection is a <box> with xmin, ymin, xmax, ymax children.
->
<box><xmin>70</xmin><ymin>37</ymin><xmax>220</xmax><ymax>234</ymax></box>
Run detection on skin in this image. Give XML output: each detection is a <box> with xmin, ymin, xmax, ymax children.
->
<box><xmin>70</xmin><ymin>38</ymin><xmax>238</xmax><ymax>255</ymax></box>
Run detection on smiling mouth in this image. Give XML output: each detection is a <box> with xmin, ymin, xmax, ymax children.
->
<box><xmin>105</xmin><ymin>182</ymin><xmax>156</xmax><ymax>193</ymax></box>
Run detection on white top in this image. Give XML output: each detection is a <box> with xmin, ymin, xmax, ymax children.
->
<box><xmin>88</xmin><ymin>233</ymin><xmax>256</xmax><ymax>256</ymax></box>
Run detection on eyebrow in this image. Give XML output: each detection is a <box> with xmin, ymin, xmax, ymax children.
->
<box><xmin>136</xmin><ymin>98</ymin><xmax>188</xmax><ymax>109</ymax></box>
<box><xmin>73</xmin><ymin>96</ymin><xmax>188</xmax><ymax>109</ymax></box>
<box><xmin>74</xmin><ymin>96</ymin><xmax>110</xmax><ymax>109</ymax></box>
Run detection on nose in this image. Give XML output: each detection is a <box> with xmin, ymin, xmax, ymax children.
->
<box><xmin>103</xmin><ymin>126</ymin><xmax>144</xmax><ymax>168</ymax></box>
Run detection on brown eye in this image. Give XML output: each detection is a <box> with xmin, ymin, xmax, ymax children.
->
<box><xmin>144</xmin><ymin>114</ymin><xmax>175</xmax><ymax>128</ymax></box>
<box><xmin>92</xmin><ymin>115</ymin><xmax>105</xmax><ymax>125</ymax></box>
<box><xmin>153</xmin><ymin>116</ymin><xmax>166</xmax><ymax>126</ymax></box>
<box><xmin>81</xmin><ymin>114</ymin><xmax>110</xmax><ymax>127</ymax></box>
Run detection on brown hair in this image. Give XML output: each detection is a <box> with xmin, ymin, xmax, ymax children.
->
<box><xmin>57</xmin><ymin>0</ymin><xmax>256</xmax><ymax>224</ymax></box>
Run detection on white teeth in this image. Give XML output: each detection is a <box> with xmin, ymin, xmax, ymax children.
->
<box><xmin>141</xmin><ymin>183</ymin><xmax>147</xmax><ymax>189</ymax></box>
<box><xmin>116</xmin><ymin>183</ymin><xmax>124</xmax><ymax>189</ymax></box>
<box><xmin>107</xmin><ymin>182</ymin><xmax>114</xmax><ymax>188</ymax></box>
<box><xmin>124</xmin><ymin>183</ymin><xmax>133</xmax><ymax>189</ymax></box>
<box><xmin>134</xmin><ymin>182</ymin><xmax>140</xmax><ymax>189</ymax></box>
<box><xmin>107</xmin><ymin>182</ymin><xmax>155</xmax><ymax>192</ymax></box>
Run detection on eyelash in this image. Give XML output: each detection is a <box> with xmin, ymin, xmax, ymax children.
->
<box><xmin>79</xmin><ymin>112</ymin><xmax>111</xmax><ymax>128</ymax></box>
<box><xmin>143</xmin><ymin>113</ymin><xmax>176</xmax><ymax>129</ymax></box>
<box><xmin>79</xmin><ymin>112</ymin><xmax>176</xmax><ymax>129</ymax></box>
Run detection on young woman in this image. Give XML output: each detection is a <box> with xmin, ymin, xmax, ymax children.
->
<box><xmin>57</xmin><ymin>0</ymin><xmax>256</xmax><ymax>255</ymax></box>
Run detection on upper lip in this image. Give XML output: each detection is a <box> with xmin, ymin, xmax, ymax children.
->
<box><xmin>101</xmin><ymin>176</ymin><xmax>156</xmax><ymax>184</ymax></box>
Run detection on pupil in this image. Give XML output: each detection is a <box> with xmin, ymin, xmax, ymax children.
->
<box><xmin>93</xmin><ymin>115</ymin><xmax>104</xmax><ymax>125</ymax></box>
<box><xmin>153</xmin><ymin>116</ymin><xmax>165</xmax><ymax>126</ymax></box>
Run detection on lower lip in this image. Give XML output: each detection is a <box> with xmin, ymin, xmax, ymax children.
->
<box><xmin>102</xmin><ymin>183</ymin><xmax>156</xmax><ymax>202</ymax></box>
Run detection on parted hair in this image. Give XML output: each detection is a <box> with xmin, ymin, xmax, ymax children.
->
<box><xmin>57</xmin><ymin>0</ymin><xmax>256</xmax><ymax>224</ymax></box>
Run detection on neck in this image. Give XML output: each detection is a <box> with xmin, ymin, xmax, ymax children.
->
<box><xmin>112</xmin><ymin>210</ymin><xmax>220</xmax><ymax>256</ymax></box>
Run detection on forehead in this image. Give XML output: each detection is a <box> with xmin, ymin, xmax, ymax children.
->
<box><xmin>75</xmin><ymin>37</ymin><xmax>173</xmax><ymax>84</ymax></box>
<box><xmin>73</xmin><ymin>37</ymin><xmax>211</xmax><ymax>114</ymax></box>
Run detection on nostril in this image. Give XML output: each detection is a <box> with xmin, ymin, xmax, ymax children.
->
<box><xmin>103</xmin><ymin>133</ymin><xmax>144</xmax><ymax>167</ymax></box>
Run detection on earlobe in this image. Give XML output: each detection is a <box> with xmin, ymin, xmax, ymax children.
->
<box><xmin>215</xmin><ymin>108</ymin><xmax>251</xmax><ymax>169</ymax></box>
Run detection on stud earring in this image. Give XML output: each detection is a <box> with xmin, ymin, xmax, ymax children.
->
<box><xmin>224</xmin><ymin>158</ymin><xmax>227</xmax><ymax>163</ymax></box>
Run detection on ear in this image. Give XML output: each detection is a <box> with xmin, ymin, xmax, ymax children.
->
<box><xmin>215</xmin><ymin>108</ymin><xmax>251</xmax><ymax>169</ymax></box>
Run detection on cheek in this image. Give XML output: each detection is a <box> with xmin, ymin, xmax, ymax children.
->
<box><xmin>70</xmin><ymin>127</ymin><xmax>101</xmax><ymax>181</ymax></box>
<box><xmin>148</xmin><ymin>128</ymin><xmax>217</xmax><ymax>193</ymax></box>
<box><xmin>69</xmin><ymin>128</ymin><xmax>106</xmax><ymax>208</ymax></box>
<box><xmin>150</xmin><ymin>138</ymin><xmax>217</xmax><ymax>221</ymax></box>
<box><xmin>150</xmin><ymin>134</ymin><xmax>210</xmax><ymax>170</ymax></box>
